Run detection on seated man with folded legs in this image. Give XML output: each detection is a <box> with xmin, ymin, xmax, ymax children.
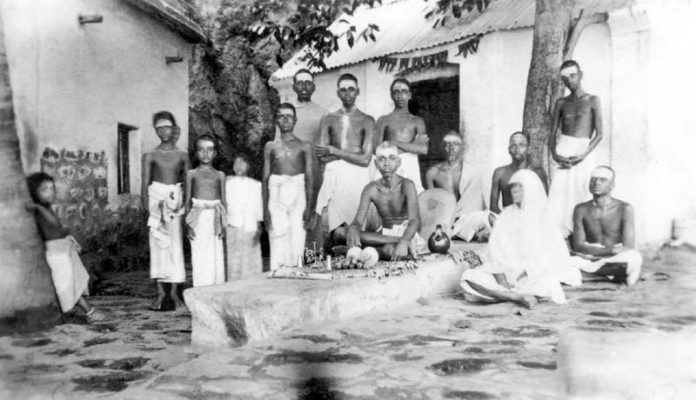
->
<box><xmin>425</xmin><ymin>131</ymin><xmax>490</xmax><ymax>242</ymax></box>
<box><xmin>346</xmin><ymin>142</ymin><xmax>427</xmax><ymax>262</ymax></box>
<box><xmin>570</xmin><ymin>166</ymin><xmax>642</xmax><ymax>285</ymax></box>
<box><xmin>460</xmin><ymin>170</ymin><xmax>581</xmax><ymax>309</ymax></box>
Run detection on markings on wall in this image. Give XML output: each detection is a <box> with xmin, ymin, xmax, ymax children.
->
<box><xmin>41</xmin><ymin>147</ymin><xmax>108</xmax><ymax>240</ymax></box>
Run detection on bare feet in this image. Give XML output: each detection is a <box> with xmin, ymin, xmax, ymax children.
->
<box><xmin>171</xmin><ymin>295</ymin><xmax>185</xmax><ymax>309</ymax></box>
<box><xmin>86</xmin><ymin>307</ymin><xmax>107</xmax><ymax>323</ymax></box>
<box><xmin>149</xmin><ymin>295</ymin><xmax>165</xmax><ymax>311</ymax></box>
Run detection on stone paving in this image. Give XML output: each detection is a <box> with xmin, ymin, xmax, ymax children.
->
<box><xmin>1</xmin><ymin>247</ymin><xmax>695</xmax><ymax>399</ymax></box>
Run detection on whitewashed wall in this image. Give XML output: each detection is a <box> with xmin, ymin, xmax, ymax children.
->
<box><xmin>2</xmin><ymin>0</ymin><xmax>192</xmax><ymax>205</ymax></box>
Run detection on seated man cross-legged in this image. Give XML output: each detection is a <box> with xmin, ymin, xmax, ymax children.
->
<box><xmin>346</xmin><ymin>142</ymin><xmax>427</xmax><ymax>261</ymax></box>
<box><xmin>570</xmin><ymin>166</ymin><xmax>643</xmax><ymax>285</ymax></box>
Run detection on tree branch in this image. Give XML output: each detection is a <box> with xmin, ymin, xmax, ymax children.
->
<box><xmin>563</xmin><ymin>10</ymin><xmax>608</xmax><ymax>59</ymax></box>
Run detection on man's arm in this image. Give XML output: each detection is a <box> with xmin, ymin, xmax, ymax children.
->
<box><xmin>141</xmin><ymin>153</ymin><xmax>151</xmax><ymax>210</ymax></box>
<box><xmin>571</xmin><ymin>204</ymin><xmax>613</xmax><ymax>257</ymax></box>
<box><xmin>572</xmin><ymin>95</ymin><xmax>603</xmax><ymax>165</ymax></box>
<box><xmin>31</xmin><ymin>204</ymin><xmax>69</xmax><ymax>237</ymax></box>
<box><xmin>489</xmin><ymin>168</ymin><xmax>502</xmax><ymax>214</ymax></box>
<box><xmin>185</xmin><ymin>170</ymin><xmax>194</xmax><ymax>240</ymax></box>
<box><xmin>316</xmin><ymin>115</ymin><xmax>339</xmax><ymax>163</ymax></box>
<box><xmin>390</xmin><ymin>118</ymin><xmax>429</xmax><ymax>155</ymax></box>
<box><xmin>218</xmin><ymin>171</ymin><xmax>227</xmax><ymax>209</ymax></box>
<box><xmin>424</xmin><ymin>166</ymin><xmax>437</xmax><ymax>190</ymax></box>
<box><xmin>391</xmin><ymin>179</ymin><xmax>420</xmax><ymax>260</ymax></box>
<box><xmin>347</xmin><ymin>184</ymin><xmax>374</xmax><ymax>248</ymax></box>
<box><xmin>621</xmin><ymin>203</ymin><xmax>636</xmax><ymax>250</ymax></box>
<box><xmin>303</xmin><ymin>143</ymin><xmax>315</xmax><ymax>227</ymax></box>
<box><xmin>262</xmin><ymin>143</ymin><xmax>273</xmax><ymax>230</ymax></box>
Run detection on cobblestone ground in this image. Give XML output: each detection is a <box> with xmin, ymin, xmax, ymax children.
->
<box><xmin>1</xmin><ymin>247</ymin><xmax>695</xmax><ymax>399</ymax></box>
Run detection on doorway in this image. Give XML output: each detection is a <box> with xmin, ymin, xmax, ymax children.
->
<box><xmin>409</xmin><ymin>76</ymin><xmax>460</xmax><ymax>182</ymax></box>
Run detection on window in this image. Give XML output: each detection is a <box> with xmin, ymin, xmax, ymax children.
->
<box><xmin>117</xmin><ymin>123</ymin><xmax>137</xmax><ymax>194</ymax></box>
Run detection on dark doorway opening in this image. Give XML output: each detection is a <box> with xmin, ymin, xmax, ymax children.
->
<box><xmin>409</xmin><ymin>76</ymin><xmax>460</xmax><ymax>182</ymax></box>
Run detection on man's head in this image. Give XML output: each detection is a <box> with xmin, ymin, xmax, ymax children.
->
<box><xmin>293</xmin><ymin>69</ymin><xmax>315</xmax><ymax>102</ymax></box>
<box><xmin>373</xmin><ymin>141</ymin><xmax>401</xmax><ymax>176</ymax></box>
<box><xmin>27</xmin><ymin>172</ymin><xmax>56</xmax><ymax>206</ymax></box>
<box><xmin>442</xmin><ymin>131</ymin><xmax>464</xmax><ymax>162</ymax></box>
<box><xmin>337</xmin><ymin>73</ymin><xmax>359</xmax><ymax>108</ymax></box>
<box><xmin>233</xmin><ymin>154</ymin><xmax>251</xmax><ymax>177</ymax></box>
<box><xmin>560</xmin><ymin>60</ymin><xmax>582</xmax><ymax>92</ymax></box>
<box><xmin>589</xmin><ymin>165</ymin><xmax>615</xmax><ymax>196</ymax></box>
<box><xmin>153</xmin><ymin>111</ymin><xmax>178</xmax><ymax>143</ymax></box>
<box><xmin>508</xmin><ymin>131</ymin><xmax>530</xmax><ymax>163</ymax></box>
<box><xmin>276</xmin><ymin>102</ymin><xmax>297</xmax><ymax>133</ymax></box>
<box><xmin>195</xmin><ymin>134</ymin><xmax>217</xmax><ymax>165</ymax></box>
<box><xmin>390</xmin><ymin>78</ymin><xmax>411</xmax><ymax>109</ymax></box>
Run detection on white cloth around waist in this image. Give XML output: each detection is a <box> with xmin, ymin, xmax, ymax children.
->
<box><xmin>226</xmin><ymin>176</ymin><xmax>263</xmax><ymax>232</ymax></box>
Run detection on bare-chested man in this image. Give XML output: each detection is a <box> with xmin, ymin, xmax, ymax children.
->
<box><xmin>264</xmin><ymin>103</ymin><xmax>314</xmax><ymax>269</ymax></box>
<box><xmin>371</xmin><ymin>78</ymin><xmax>428</xmax><ymax>193</ymax></box>
<box><xmin>570</xmin><ymin>166</ymin><xmax>642</xmax><ymax>285</ymax></box>
<box><xmin>276</xmin><ymin>69</ymin><xmax>329</xmax><ymax>255</ymax></box>
<box><xmin>142</xmin><ymin>111</ymin><xmax>189</xmax><ymax>310</ymax></box>
<box><xmin>315</xmin><ymin>73</ymin><xmax>376</xmax><ymax>238</ymax></box>
<box><xmin>425</xmin><ymin>132</ymin><xmax>489</xmax><ymax>242</ymax></box>
<box><xmin>346</xmin><ymin>142</ymin><xmax>426</xmax><ymax>260</ymax></box>
<box><xmin>547</xmin><ymin>60</ymin><xmax>603</xmax><ymax>236</ymax></box>
<box><xmin>490</xmin><ymin>132</ymin><xmax>548</xmax><ymax>214</ymax></box>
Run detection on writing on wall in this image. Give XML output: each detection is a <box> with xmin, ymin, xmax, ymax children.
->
<box><xmin>40</xmin><ymin>147</ymin><xmax>108</xmax><ymax>241</ymax></box>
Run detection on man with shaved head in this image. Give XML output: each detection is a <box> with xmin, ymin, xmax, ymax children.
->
<box><xmin>571</xmin><ymin>166</ymin><xmax>642</xmax><ymax>285</ymax></box>
<box><xmin>346</xmin><ymin>142</ymin><xmax>426</xmax><ymax>261</ymax></box>
<box><xmin>547</xmin><ymin>60</ymin><xmax>603</xmax><ymax>237</ymax></box>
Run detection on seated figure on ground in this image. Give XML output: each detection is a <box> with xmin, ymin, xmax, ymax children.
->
<box><xmin>460</xmin><ymin>170</ymin><xmax>581</xmax><ymax>309</ymax></box>
<box><xmin>424</xmin><ymin>131</ymin><xmax>490</xmax><ymax>242</ymax></box>
<box><xmin>346</xmin><ymin>142</ymin><xmax>427</xmax><ymax>261</ymax></box>
<box><xmin>570</xmin><ymin>166</ymin><xmax>642</xmax><ymax>285</ymax></box>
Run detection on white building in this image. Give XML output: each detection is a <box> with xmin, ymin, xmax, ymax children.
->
<box><xmin>2</xmin><ymin>0</ymin><xmax>204</xmax><ymax>236</ymax></box>
<box><xmin>270</xmin><ymin>0</ymin><xmax>696</xmax><ymax>248</ymax></box>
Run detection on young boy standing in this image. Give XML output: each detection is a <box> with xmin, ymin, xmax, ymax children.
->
<box><xmin>185</xmin><ymin>134</ymin><xmax>227</xmax><ymax>286</ymax></box>
<box><xmin>263</xmin><ymin>103</ymin><xmax>315</xmax><ymax>270</ymax></box>
<box><xmin>142</xmin><ymin>111</ymin><xmax>189</xmax><ymax>310</ymax></box>
<box><xmin>225</xmin><ymin>154</ymin><xmax>263</xmax><ymax>280</ymax></box>
<box><xmin>26</xmin><ymin>172</ymin><xmax>104</xmax><ymax>322</ymax></box>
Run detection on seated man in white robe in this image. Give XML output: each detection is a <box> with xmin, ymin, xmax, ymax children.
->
<box><xmin>570</xmin><ymin>166</ymin><xmax>642</xmax><ymax>285</ymax></box>
<box><xmin>425</xmin><ymin>131</ymin><xmax>490</xmax><ymax>242</ymax></box>
<box><xmin>460</xmin><ymin>170</ymin><xmax>581</xmax><ymax>309</ymax></box>
<box><xmin>346</xmin><ymin>142</ymin><xmax>427</xmax><ymax>261</ymax></box>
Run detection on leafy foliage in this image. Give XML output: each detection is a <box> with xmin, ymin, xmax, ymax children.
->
<box><xmin>82</xmin><ymin>200</ymin><xmax>150</xmax><ymax>273</ymax></box>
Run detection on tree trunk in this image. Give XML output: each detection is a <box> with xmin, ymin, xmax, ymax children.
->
<box><xmin>0</xmin><ymin>9</ymin><xmax>61</xmax><ymax>333</ymax></box>
<box><xmin>522</xmin><ymin>0</ymin><xmax>573</xmax><ymax>170</ymax></box>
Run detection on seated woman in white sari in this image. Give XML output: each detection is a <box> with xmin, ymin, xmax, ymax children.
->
<box><xmin>460</xmin><ymin>170</ymin><xmax>581</xmax><ymax>308</ymax></box>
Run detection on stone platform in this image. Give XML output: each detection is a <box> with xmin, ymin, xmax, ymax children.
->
<box><xmin>184</xmin><ymin>243</ymin><xmax>486</xmax><ymax>347</ymax></box>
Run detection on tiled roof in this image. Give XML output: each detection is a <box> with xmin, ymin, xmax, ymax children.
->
<box><xmin>125</xmin><ymin>0</ymin><xmax>206</xmax><ymax>43</ymax></box>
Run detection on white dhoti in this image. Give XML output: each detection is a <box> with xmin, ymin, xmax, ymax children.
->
<box><xmin>186</xmin><ymin>199</ymin><xmax>225</xmax><ymax>287</ymax></box>
<box><xmin>451</xmin><ymin>164</ymin><xmax>490</xmax><ymax>242</ymax></box>
<box><xmin>147</xmin><ymin>182</ymin><xmax>185</xmax><ymax>283</ymax></box>
<box><xmin>381</xmin><ymin>220</ymin><xmax>428</xmax><ymax>255</ymax></box>
<box><xmin>316</xmin><ymin>160</ymin><xmax>370</xmax><ymax>232</ymax></box>
<box><xmin>547</xmin><ymin>134</ymin><xmax>596</xmax><ymax>236</ymax></box>
<box><xmin>45</xmin><ymin>236</ymin><xmax>89</xmax><ymax>312</ymax></box>
<box><xmin>571</xmin><ymin>249</ymin><xmax>643</xmax><ymax>286</ymax></box>
<box><xmin>460</xmin><ymin>266</ymin><xmax>569</xmax><ymax>305</ymax></box>
<box><xmin>369</xmin><ymin>152</ymin><xmax>424</xmax><ymax>194</ymax></box>
<box><xmin>269</xmin><ymin>174</ymin><xmax>307</xmax><ymax>270</ymax></box>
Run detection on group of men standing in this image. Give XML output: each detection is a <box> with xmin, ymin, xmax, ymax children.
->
<box><xmin>142</xmin><ymin>58</ymin><xmax>643</xmax><ymax>311</ymax></box>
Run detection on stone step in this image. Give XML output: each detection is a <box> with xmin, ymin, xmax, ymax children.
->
<box><xmin>184</xmin><ymin>243</ymin><xmax>486</xmax><ymax>347</ymax></box>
